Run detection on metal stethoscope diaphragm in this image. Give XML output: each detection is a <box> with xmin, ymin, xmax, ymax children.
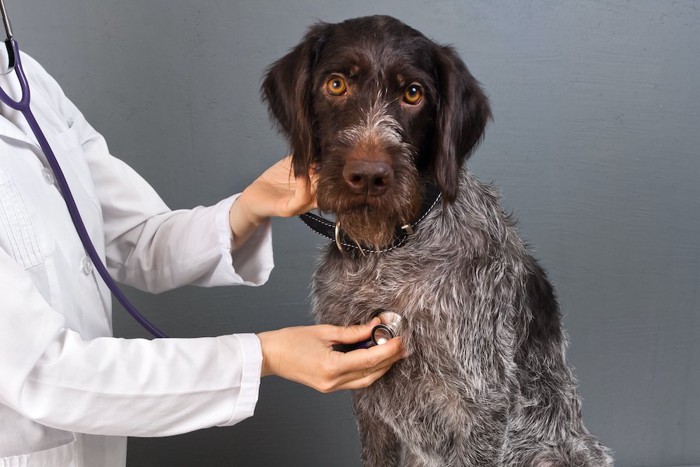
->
<box><xmin>331</xmin><ymin>310</ymin><xmax>403</xmax><ymax>352</ymax></box>
<box><xmin>370</xmin><ymin>310</ymin><xmax>403</xmax><ymax>346</ymax></box>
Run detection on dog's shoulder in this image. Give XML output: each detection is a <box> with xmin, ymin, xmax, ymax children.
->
<box><xmin>412</xmin><ymin>170</ymin><xmax>523</xmax><ymax>260</ymax></box>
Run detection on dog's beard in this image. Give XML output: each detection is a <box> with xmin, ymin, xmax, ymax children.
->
<box><xmin>317</xmin><ymin>161</ymin><xmax>422</xmax><ymax>250</ymax></box>
<box><xmin>338</xmin><ymin>204</ymin><xmax>414</xmax><ymax>249</ymax></box>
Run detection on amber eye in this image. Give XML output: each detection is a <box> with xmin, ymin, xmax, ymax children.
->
<box><xmin>326</xmin><ymin>75</ymin><xmax>347</xmax><ymax>96</ymax></box>
<box><xmin>403</xmin><ymin>83</ymin><xmax>423</xmax><ymax>105</ymax></box>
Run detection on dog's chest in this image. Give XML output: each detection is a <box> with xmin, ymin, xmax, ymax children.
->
<box><xmin>311</xmin><ymin>243</ymin><xmax>457</xmax><ymax>342</ymax></box>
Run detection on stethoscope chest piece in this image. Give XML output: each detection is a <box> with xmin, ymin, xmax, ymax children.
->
<box><xmin>371</xmin><ymin>310</ymin><xmax>403</xmax><ymax>345</ymax></box>
<box><xmin>331</xmin><ymin>310</ymin><xmax>403</xmax><ymax>352</ymax></box>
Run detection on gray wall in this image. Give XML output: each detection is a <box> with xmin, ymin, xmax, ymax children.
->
<box><xmin>7</xmin><ymin>1</ymin><xmax>699</xmax><ymax>466</ymax></box>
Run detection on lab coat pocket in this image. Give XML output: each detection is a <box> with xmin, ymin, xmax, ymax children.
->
<box><xmin>0</xmin><ymin>437</ymin><xmax>79</xmax><ymax>467</ymax></box>
<box><xmin>0</xmin><ymin>164</ymin><xmax>44</xmax><ymax>269</ymax></box>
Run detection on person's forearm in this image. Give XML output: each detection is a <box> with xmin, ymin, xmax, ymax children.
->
<box><xmin>229</xmin><ymin>189</ymin><xmax>266</xmax><ymax>249</ymax></box>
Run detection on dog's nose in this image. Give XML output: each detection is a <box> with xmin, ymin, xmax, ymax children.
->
<box><xmin>343</xmin><ymin>160</ymin><xmax>394</xmax><ymax>196</ymax></box>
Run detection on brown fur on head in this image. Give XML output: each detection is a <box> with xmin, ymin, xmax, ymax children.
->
<box><xmin>262</xmin><ymin>15</ymin><xmax>491</xmax><ymax>249</ymax></box>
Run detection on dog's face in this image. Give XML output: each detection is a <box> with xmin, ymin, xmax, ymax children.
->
<box><xmin>263</xmin><ymin>15</ymin><xmax>491</xmax><ymax>248</ymax></box>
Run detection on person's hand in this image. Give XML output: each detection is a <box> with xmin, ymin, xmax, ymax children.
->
<box><xmin>256</xmin><ymin>319</ymin><xmax>405</xmax><ymax>392</ymax></box>
<box><xmin>230</xmin><ymin>155</ymin><xmax>317</xmax><ymax>247</ymax></box>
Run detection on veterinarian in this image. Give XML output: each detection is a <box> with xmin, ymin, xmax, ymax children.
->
<box><xmin>0</xmin><ymin>28</ymin><xmax>404</xmax><ymax>467</ymax></box>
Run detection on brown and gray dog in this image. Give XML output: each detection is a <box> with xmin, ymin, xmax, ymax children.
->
<box><xmin>262</xmin><ymin>15</ymin><xmax>613</xmax><ymax>467</ymax></box>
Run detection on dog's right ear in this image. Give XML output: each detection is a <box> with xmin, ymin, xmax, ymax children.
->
<box><xmin>261</xmin><ymin>24</ymin><xmax>327</xmax><ymax>179</ymax></box>
<box><xmin>432</xmin><ymin>45</ymin><xmax>492</xmax><ymax>203</ymax></box>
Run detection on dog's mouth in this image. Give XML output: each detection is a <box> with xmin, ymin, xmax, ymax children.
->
<box><xmin>318</xmin><ymin>192</ymin><xmax>422</xmax><ymax>250</ymax></box>
<box><xmin>334</xmin><ymin>194</ymin><xmax>388</xmax><ymax>212</ymax></box>
<box><xmin>336</xmin><ymin>209</ymin><xmax>405</xmax><ymax>249</ymax></box>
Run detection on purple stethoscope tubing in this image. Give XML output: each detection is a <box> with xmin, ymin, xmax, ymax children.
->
<box><xmin>1</xmin><ymin>34</ymin><xmax>167</xmax><ymax>336</ymax></box>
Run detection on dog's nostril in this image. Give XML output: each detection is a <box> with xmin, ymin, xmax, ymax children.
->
<box><xmin>343</xmin><ymin>160</ymin><xmax>394</xmax><ymax>195</ymax></box>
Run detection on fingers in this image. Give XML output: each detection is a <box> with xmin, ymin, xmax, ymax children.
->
<box><xmin>292</xmin><ymin>171</ymin><xmax>318</xmax><ymax>212</ymax></box>
<box><xmin>328</xmin><ymin>318</ymin><xmax>381</xmax><ymax>344</ymax></box>
<box><xmin>268</xmin><ymin>155</ymin><xmax>317</xmax><ymax>215</ymax></box>
<box><xmin>333</xmin><ymin>362</ymin><xmax>394</xmax><ymax>391</ymax></box>
<box><xmin>317</xmin><ymin>336</ymin><xmax>404</xmax><ymax>393</ymax></box>
<box><xmin>340</xmin><ymin>335</ymin><xmax>404</xmax><ymax>371</ymax></box>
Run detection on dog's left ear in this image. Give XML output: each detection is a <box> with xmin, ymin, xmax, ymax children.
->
<box><xmin>261</xmin><ymin>24</ymin><xmax>327</xmax><ymax>180</ymax></box>
<box><xmin>432</xmin><ymin>45</ymin><xmax>492</xmax><ymax>203</ymax></box>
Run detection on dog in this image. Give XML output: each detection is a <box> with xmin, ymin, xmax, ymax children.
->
<box><xmin>262</xmin><ymin>15</ymin><xmax>613</xmax><ymax>466</ymax></box>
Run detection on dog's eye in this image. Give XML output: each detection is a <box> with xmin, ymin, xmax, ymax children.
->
<box><xmin>326</xmin><ymin>75</ymin><xmax>347</xmax><ymax>96</ymax></box>
<box><xmin>403</xmin><ymin>84</ymin><xmax>423</xmax><ymax>105</ymax></box>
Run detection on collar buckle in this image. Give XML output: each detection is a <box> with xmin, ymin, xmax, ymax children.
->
<box><xmin>400</xmin><ymin>223</ymin><xmax>415</xmax><ymax>235</ymax></box>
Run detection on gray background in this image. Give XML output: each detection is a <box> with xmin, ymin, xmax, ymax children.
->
<box><xmin>6</xmin><ymin>1</ymin><xmax>699</xmax><ymax>466</ymax></box>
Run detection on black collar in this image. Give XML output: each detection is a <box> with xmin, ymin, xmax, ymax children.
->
<box><xmin>299</xmin><ymin>183</ymin><xmax>441</xmax><ymax>254</ymax></box>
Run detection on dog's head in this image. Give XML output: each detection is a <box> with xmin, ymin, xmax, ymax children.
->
<box><xmin>262</xmin><ymin>15</ymin><xmax>491</xmax><ymax>248</ymax></box>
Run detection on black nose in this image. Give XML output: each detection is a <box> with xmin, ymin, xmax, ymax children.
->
<box><xmin>343</xmin><ymin>160</ymin><xmax>394</xmax><ymax>196</ymax></box>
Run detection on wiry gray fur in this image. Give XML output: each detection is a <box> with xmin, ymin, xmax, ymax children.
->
<box><xmin>311</xmin><ymin>171</ymin><xmax>613</xmax><ymax>466</ymax></box>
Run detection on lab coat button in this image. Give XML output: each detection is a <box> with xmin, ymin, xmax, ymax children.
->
<box><xmin>81</xmin><ymin>256</ymin><xmax>93</xmax><ymax>275</ymax></box>
<box><xmin>42</xmin><ymin>167</ymin><xmax>55</xmax><ymax>185</ymax></box>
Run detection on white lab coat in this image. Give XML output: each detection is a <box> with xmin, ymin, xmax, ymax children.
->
<box><xmin>0</xmin><ymin>51</ymin><xmax>273</xmax><ymax>466</ymax></box>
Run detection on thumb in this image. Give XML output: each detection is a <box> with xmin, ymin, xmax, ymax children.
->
<box><xmin>332</xmin><ymin>318</ymin><xmax>381</xmax><ymax>344</ymax></box>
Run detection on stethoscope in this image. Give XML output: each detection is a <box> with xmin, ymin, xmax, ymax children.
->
<box><xmin>1</xmin><ymin>2</ymin><xmax>403</xmax><ymax>346</ymax></box>
<box><xmin>333</xmin><ymin>310</ymin><xmax>403</xmax><ymax>352</ymax></box>
<box><xmin>0</xmin><ymin>0</ymin><xmax>167</xmax><ymax>337</ymax></box>
<box><xmin>369</xmin><ymin>311</ymin><xmax>402</xmax><ymax>345</ymax></box>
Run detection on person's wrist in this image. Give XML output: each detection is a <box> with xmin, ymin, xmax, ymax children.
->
<box><xmin>236</xmin><ymin>189</ymin><xmax>266</xmax><ymax>227</ymax></box>
<box><xmin>256</xmin><ymin>331</ymin><xmax>275</xmax><ymax>377</ymax></box>
<box><xmin>230</xmin><ymin>189</ymin><xmax>268</xmax><ymax>248</ymax></box>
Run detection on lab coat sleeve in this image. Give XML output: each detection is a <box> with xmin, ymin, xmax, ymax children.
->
<box><xmin>93</xmin><ymin>154</ymin><xmax>274</xmax><ymax>292</ymax></box>
<box><xmin>0</xmin><ymin>247</ymin><xmax>262</xmax><ymax>436</ymax></box>
<box><xmin>31</xmin><ymin>53</ymin><xmax>274</xmax><ymax>293</ymax></box>
<box><xmin>89</xmin><ymin>139</ymin><xmax>274</xmax><ymax>293</ymax></box>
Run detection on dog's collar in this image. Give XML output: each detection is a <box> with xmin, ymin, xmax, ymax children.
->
<box><xmin>299</xmin><ymin>183</ymin><xmax>441</xmax><ymax>254</ymax></box>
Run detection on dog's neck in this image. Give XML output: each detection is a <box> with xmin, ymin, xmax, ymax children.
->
<box><xmin>299</xmin><ymin>182</ymin><xmax>442</xmax><ymax>255</ymax></box>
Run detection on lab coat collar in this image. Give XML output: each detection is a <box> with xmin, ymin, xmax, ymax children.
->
<box><xmin>1</xmin><ymin>45</ymin><xmax>37</xmax><ymax>146</ymax></box>
<box><xmin>0</xmin><ymin>113</ymin><xmax>36</xmax><ymax>145</ymax></box>
<box><xmin>0</xmin><ymin>112</ymin><xmax>50</xmax><ymax>173</ymax></box>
